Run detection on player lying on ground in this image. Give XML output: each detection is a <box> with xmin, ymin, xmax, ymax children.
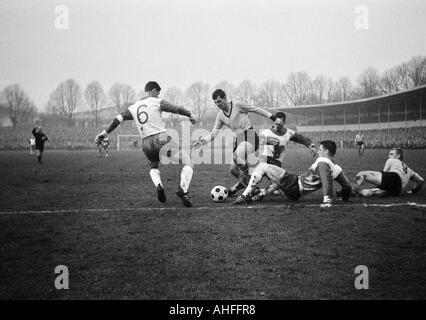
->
<box><xmin>95</xmin><ymin>81</ymin><xmax>197</xmax><ymax>207</ymax></box>
<box><xmin>97</xmin><ymin>136</ymin><xmax>110</xmax><ymax>157</ymax></box>
<box><xmin>233</xmin><ymin>140</ymin><xmax>352</xmax><ymax>205</ymax></box>
<box><xmin>192</xmin><ymin>89</ymin><xmax>285</xmax><ymax>196</ymax></box>
<box><xmin>352</xmin><ymin>147</ymin><xmax>424</xmax><ymax>197</ymax></box>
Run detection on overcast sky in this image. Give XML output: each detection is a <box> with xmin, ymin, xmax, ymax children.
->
<box><xmin>1</xmin><ymin>0</ymin><xmax>425</xmax><ymax>110</ymax></box>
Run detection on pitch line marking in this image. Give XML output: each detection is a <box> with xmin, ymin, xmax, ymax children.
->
<box><xmin>0</xmin><ymin>202</ymin><xmax>425</xmax><ymax>215</ymax></box>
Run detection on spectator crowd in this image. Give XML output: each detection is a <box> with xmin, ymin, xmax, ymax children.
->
<box><xmin>1</xmin><ymin>125</ymin><xmax>426</xmax><ymax>150</ymax></box>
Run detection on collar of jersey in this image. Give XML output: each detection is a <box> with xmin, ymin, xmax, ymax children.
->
<box><xmin>223</xmin><ymin>101</ymin><xmax>233</xmax><ymax>118</ymax></box>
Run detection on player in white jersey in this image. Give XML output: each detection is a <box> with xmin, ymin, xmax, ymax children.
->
<box><xmin>354</xmin><ymin>131</ymin><xmax>365</xmax><ymax>156</ymax></box>
<box><xmin>95</xmin><ymin>81</ymin><xmax>197</xmax><ymax>207</ymax></box>
<box><xmin>192</xmin><ymin>89</ymin><xmax>286</xmax><ymax>195</ymax></box>
<box><xmin>231</xmin><ymin>112</ymin><xmax>315</xmax><ymax>204</ymax></box>
<box><xmin>352</xmin><ymin>148</ymin><xmax>424</xmax><ymax>197</ymax></box>
<box><xmin>235</xmin><ymin>140</ymin><xmax>352</xmax><ymax>205</ymax></box>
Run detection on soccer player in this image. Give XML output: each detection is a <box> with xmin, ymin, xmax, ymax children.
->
<box><xmin>95</xmin><ymin>81</ymin><xmax>197</xmax><ymax>207</ymax></box>
<box><xmin>32</xmin><ymin>126</ymin><xmax>48</xmax><ymax>164</ymax></box>
<box><xmin>235</xmin><ymin>140</ymin><xmax>352</xmax><ymax>205</ymax></box>
<box><xmin>354</xmin><ymin>131</ymin><xmax>365</xmax><ymax>156</ymax></box>
<box><xmin>29</xmin><ymin>137</ymin><xmax>35</xmax><ymax>155</ymax></box>
<box><xmin>231</xmin><ymin>111</ymin><xmax>315</xmax><ymax>204</ymax></box>
<box><xmin>352</xmin><ymin>148</ymin><xmax>424</xmax><ymax>197</ymax></box>
<box><xmin>192</xmin><ymin>89</ymin><xmax>285</xmax><ymax>196</ymax></box>
<box><xmin>97</xmin><ymin>136</ymin><xmax>110</xmax><ymax>157</ymax></box>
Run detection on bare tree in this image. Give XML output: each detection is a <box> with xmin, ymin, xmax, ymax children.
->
<box><xmin>185</xmin><ymin>82</ymin><xmax>210</xmax><ymax>123</ymax></box>
<box><xmin>336</xmin><ymin>77</ymin><xmax>353</xmax><ymax>101</ymax></box>
<box><xmin>311</xmin><ymin>75</ymin><xmax>327</xmax><ymax>104</ymax></box>
<box><xmin>256</xmin><ymin>79</ymin><xmax>282</xmax><ymax>108</ymax></box>
<box><xmin>356</xmin><ymin>67</ymin><xmax>382</xmax><ymax>98</ymax></box>
<box><xmin>235</xmin><ymin>80</ymin><xmax>256</xmax><ymax>104</ymax></box>
<box><xmin>406</xmin><ymin>55</ymin><xmax>426</xmax><ymax>87</ymax></box>
<box><xmin>163</xmin><ymin>86</ymin><xmax>184</xmax><ymax>128</ymax></box>
<box><xmin>109</xmin><ymin>83</ymin><xmax>123</xmax><ymax>113</ymax></box>
<box><xmin>121</xmin><ymin>84</ymin><xmax>136</xmax><ymax>107</ymax></box>
<box><xmin>47</xmin><ymin>79</ymin><xmax>82</xmax><ymax>126</ymax></box>
<box><xmin>380</xmin><ymin>67</ymin><xmax>401</xmax><ymax>93</ymax></box>
<box><xmin>84</xmin><ymin>81</ymin><xmax>105</xmax><ymax>127</ymax></box>
<box><xmin>395</xmin><ymin>63</ymin><xmax>413</xmax><ymax>91</ymax></box>
<box><xmin>282</xmin><ymin>71</ymin><xmax>312</xmax><ymax>106</ymax></box>
<box><xmin>2</xmin><ymin>84</ymin><xmax>34</xmax><ymax>128</ymax></box>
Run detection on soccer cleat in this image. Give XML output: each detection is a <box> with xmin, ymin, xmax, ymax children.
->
<box><xmin>232</xmin><ymin>194</ymin><xmax>251</xmax><ymax>205</ymax></box>
<box><xmin>176</xmin><ymin>187</ymin><xmax>192</xmax><ymax>207</ymax></box>
<box><xmin>157</xmin><ymin>184</ymin><xmax>166</xmax><ymax>203</ymax></box>
<box><xmin>227</xmin><ymin>180</ymin><xmax>248</xmax><ymax>197</ymax></box>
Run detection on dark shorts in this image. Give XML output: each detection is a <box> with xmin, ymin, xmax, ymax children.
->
<box><xmin>233</xmin><ymin>128</ymin><xmax>259</xmax><ymax>153</ymax></box>
<box><xmin>380</xmin><ymin>171</ymin><xmax>402</xmax><ymax>196</ymax></box>
<box><xmin>142</xmin><ymin>133</ymin><xmax>171</xmax><ymax>168</ymax></box>
<box><xmin>357</xmin><ymin>141</ymin><xmax>364</xmax><ymax>146</ymax></box>
<box><xmin>35</xmin><ymin>143</ymin><xmax>44</xmax><ymax>152</ymax></box>
<box><xmin>278</xmin><ymin>171</ymin><xmax>302</xmax><ymax>201</ymax></box>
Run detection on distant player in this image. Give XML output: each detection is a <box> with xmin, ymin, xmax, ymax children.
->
<box><xmin>32</xmin><ymin>126</ymin><xmax>48</xmax><ymax>164</ymax></box>
<box><xmin>95</xmin><ymin>81</ymin><xmax>197</xmax><ymax>207</ymax></box>
<box><xmin>29</xmin><ymin>137</ymin><xmax>35</xmax><ymax>155</ymax></box>
<box><xmin>354</xmin><ymin>131</ymin><xmax>365</xmax><ymax>156</ymax></box>
<box><xmin>352</xmin><ymin>148</ymin><xmax>424</xmax><ymax>197</ymax></box>
<box><xmin>97</xmin><ymin>136</ymin><xmax>110</xmax><ymax>157</ymax></box>
<box><xmin>232</xmin><ymin>111</ymin><xmax>315</xmax><ymax>204</ymax></box>
<box><xmin>192</xmin><ymin>89</ymin><xmax>285</xmax><ymax>196</ymax></box>
<box><xmin>235</xmin><ymin>140</ymin><xmax>352</xmax><ymax>205</ymax></box>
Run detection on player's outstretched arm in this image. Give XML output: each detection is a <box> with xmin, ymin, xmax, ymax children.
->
<box><xmin>95</xmin><ymin>110</ymin><xmax>133</xmax><ymax>144</ymax></box>
<box><xmin>193</xmin><ymin>114</ymin><xmax>223</xmax><ymax>150</ymax></box>
<box><xmin>160</xmin><ymin>100</ymin><xmax>196</xmax><ymax>124</ymax></box>
<box><xmin>318</xmin><ymin>162</ymin><xmax>333</xmax><ymax>203</ymax></box>
<box><xmin>290</xmin><ymin>133</ymin><xmax>316</xmax><ymax>156</ymax></box>
<box><xmin>407</xmin><ymin>171</ymin><xmax>424</xmax><ymax>194</ymax></box>
<box><xmin>238</xmin><ymin>102</ymin><xmax>284</xmax><ymax>125</ymax></box>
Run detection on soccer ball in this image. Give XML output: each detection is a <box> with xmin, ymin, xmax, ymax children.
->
<box><xmin>210</xmin><ymin>185</ymin><xmax>228</xmax><ymax>202</ymax></box>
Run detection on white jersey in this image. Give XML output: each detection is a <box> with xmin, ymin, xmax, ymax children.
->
<box><xmin>127</xmin><ymin>97</ymin><xmax>166</xmax><ymax>139</ymax></box>
<box><xmin>383</xmin><ymin>158</ymin><xmax>418</xmax><ymax>190</ymax></box>
<box><xmin>30</xmin><ymin>138</ymin><xmax>35</xmax><ymax>146</ymax></box>
<box><xmin>260</xmin><ymin>128</ymin><xmax>296</xmax><ymax>165</ymax></box>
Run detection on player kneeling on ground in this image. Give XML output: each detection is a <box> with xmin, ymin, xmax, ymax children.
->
<box><xmin>95</xmin><ymin>81</ymin><xmax>197</xmax><ymax>207</ymax></box>
<box><xmin>234</xmin><ymin>140</ymin><xmax>352</xmax><ymax>205</ymax></box>
<box><xmin>352</xmin><ymin>148</ymin><xmax>424</xmax><ymax>197</ymax></box>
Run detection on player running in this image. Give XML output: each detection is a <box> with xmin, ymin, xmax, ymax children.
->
<box><xmin>32</xmin><ymin>126</ymin><xmax>48</xmax><ymax>164</ymax></box>
<box><xmin>352</xmin><ymin>147</ymin><xmax>424</xmax><ymax>197</ymax></box>
<box><xmin>234</xmin><ymin>140</ymin><xmax>352</xmax><ymax>205</ymax></box>
<box><xmin>354</xmin><ymin>131</ymin><xmax>365</xmax><ymax>156</ymax></box>
<box><xmin>95</xmin><ymin>81</ymin><xmax>197</xmax><ymax>207</ymax></box>
<box><xmin>192</xmin><ymin>89</ymin><xmax>285</xmax><ymax>196</ymax></box>
<box><xmin>97</xmin><ymin>136</ymin><xmax>110</xmax><ymax>157</ymax></box>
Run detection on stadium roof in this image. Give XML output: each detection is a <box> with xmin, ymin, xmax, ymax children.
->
<box><xmin>273</xmin><ymin>84</ymin><xmax>426</xmax><ymax>115</ymax></box>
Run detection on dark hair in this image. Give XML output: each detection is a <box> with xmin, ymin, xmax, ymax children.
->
<box><xmin>320</xmin><ymin>140</ymin><xmax>337</xmax><ymax>156</ymax></box>
<box><xmin>145</xmin><ymin>81</ymin><xmax>161</xmax><ymax>92</ymax></box>
<box><xmin>212</xmin><ymin>89</ymin><xmax>226</xmax><ymax>100</ymax></box>
<box><xmin>275</xmin><ymin>112</ymin><xmax>286</xmax><ymax>122</ymax></box>
<box><xmin>391</xmin><ymin>148</ymin><xmax>404</xmax><ymax>160</ymax></box>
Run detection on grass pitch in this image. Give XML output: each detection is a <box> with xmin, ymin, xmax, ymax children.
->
<box><xmin>0</xmin><ymin>148</ymin><xmax>425</xmax><ymax>299</ymax></box>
